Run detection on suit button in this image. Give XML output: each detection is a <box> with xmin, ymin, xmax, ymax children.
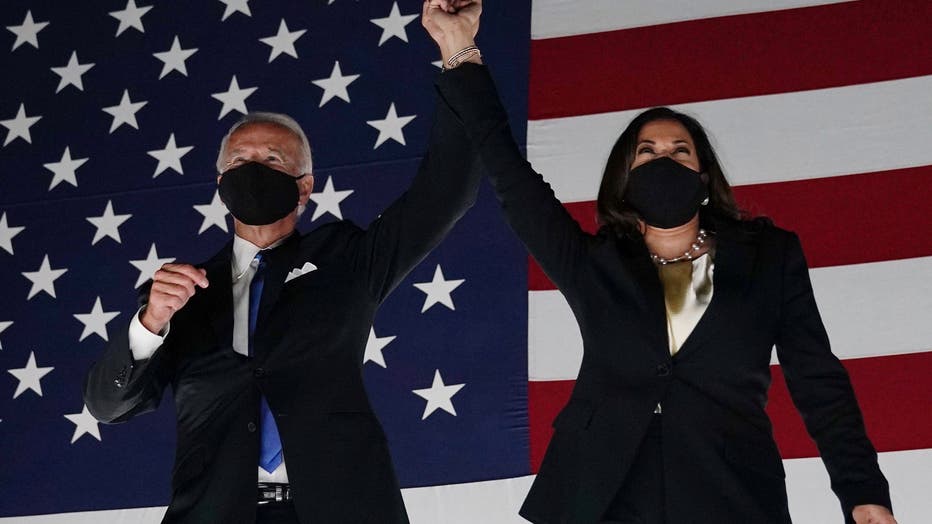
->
<box><xmin>247</xmin><ymin>422</ymin><xmax>257</xmax><ymax>432</ymax></box>
<box><xmin>656</xmin><ymin>363</ymin><xmax>671</xmax><ymax>376</ymax></box>
<box><xmin>254</xmin><ymin>368</ymin><xmax>265</xmax><ymax>377</ymax></box>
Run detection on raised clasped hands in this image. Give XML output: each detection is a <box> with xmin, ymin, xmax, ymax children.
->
<box><xmin>852</xmin><ymin>504</ymin><xmax>897</xmax><ymax>524</ymax></box>
<box><xmin>421</xmin><ymin>0</ymin><xmax>482</xmax><ymax>63</ymax></box>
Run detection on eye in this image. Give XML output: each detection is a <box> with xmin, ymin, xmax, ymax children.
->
<box><xmin>674</xmin><ymin>147</ymin><xmax>691</xmax><ymax>155</ymax></box>
<box><xmin>637</xmin><ymin>146</ymin><xmax>654</xmax><ymax>155</ymax></box>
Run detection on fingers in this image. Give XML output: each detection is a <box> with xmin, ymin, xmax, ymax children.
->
<box><xmin>428</xmin><ymin>0</ymin><xmax>475</xmax><ymax>14</ymax></box>
<box><xmin>421</xmin><ymin>1</ymin><xmax>444</xmax><ymax>40</ymax></box>
<box><xmin>154</xmin><ymin>265</ymin><xmax>208</xmax><ymax>302</ymax></box>
<box><xmin>154</xmin><ymin>269</ymin><xmax>196</xmax><ymax>296</ymax></box>
<box><xmin>458</xmin><ymin>1</ymin><xmax>482</xmax><ymax>23</ymax></box>
<box><xmin>422</xmin><ymin>0</ymin><xmax>481</xmax><ymax>58</ymax></box>
<box><xmin>140</xmin><ymin>263</ymin><xmax>207</xmax><ymax>333</ymax></box>
<box><xmin>852</xmin><ymin>505</ymin><xmax>897</xmax><ymax>524</ymax></box>
<box><xmin>149</xmin><ymin>287</ymin><xmax>192</xmax><ymax>315</ymax></box>
<box><xmin>160</xmin><ymin>263</ymin><xmax>209</xmax><ymax>288</ymax></box>
<box><xmin>422</xmin><ymin>1</ymin><xmax>435</xmax><ymax>27</ymax></box>
<box><xmin>429</xmin><ymin>0</ymin><xmax>459</xmax><ymax>13</ymax></box>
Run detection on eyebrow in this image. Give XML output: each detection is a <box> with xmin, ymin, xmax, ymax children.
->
<box><xmin>637</xmin><ymin>139</ymin><xmax>692</xmax><ymax>145</ymax></box>
<box><xmin>226</xmin><ymin>146</ymin><xmax>290</xmax><ymax>158</ymax></box>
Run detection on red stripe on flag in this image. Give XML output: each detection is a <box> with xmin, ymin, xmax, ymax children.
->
<box><xmin>732</xmin><ymin>165</ymin><xmax>932</xmax><ymax>267</ymax></box>
<box><xmin>528</xmin><ymin>352</ymin><xmax>932</xmax><ymax>472</ymax></box>
<box><xmin>528</xmin><ymin>165</ymin><xmax>932</xmax><ymax>290</ymax></box>
<box><xmin>528</xmin><ymin>380</ymin><xmax>575</xmax><ymax>473</ymax></box>
<box><xmin>768</xmin><ymin>351</ymin><xmax>932</xmax><ymax>459</ymax></box>
<box><xmin>529</xmin><ymin>0</ymin><xmax>932</xmax><ymax>119</ymax></box>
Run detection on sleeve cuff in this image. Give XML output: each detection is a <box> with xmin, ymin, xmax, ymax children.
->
<box><xmin>434</xmin><ymin>63</ymin><xmax>508</xmax><ymax>143</ymax></box>
<box><xmin>835</xmin><ymin>478</ymin><xmax>892</xmax><ymax>522</ymax></box>
<box><xmin>128</xmin><ymin>307</ymin><xmax>168</xmax><ymax>361</ymax></box>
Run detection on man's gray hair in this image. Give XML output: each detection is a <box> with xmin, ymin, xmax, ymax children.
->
<box><xmin>215</xmin><ymin>112</ymin><xmax>313</xmax><ymax>174</ymax></box>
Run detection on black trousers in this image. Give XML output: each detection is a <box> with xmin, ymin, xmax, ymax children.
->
<box><xmin>256</xmin><ymin>500</ymin><xmax>300</xmax><ymax>524</ymax></box>
<box><xmin>601</xmin><ymin>414</ymin><xmax>665</xmax><ymax>524</ymax></box>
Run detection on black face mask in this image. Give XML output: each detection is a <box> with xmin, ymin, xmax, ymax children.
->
<box><xmin>624</xmin><ymin>156</ymin><xmax>708</xmax><ymax>229</ymax></box>
<box><xmin>218</xmin><ymin>162</ymin><xmax>305</xmax><ymax>226</ymax></box>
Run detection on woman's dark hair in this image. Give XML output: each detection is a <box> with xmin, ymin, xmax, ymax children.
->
<box><xmin>596</xmin><ymin>107</ymin><xmax>744</xmax><ymax>237</ymax></box>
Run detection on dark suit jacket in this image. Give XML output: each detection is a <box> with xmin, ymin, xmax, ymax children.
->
<box><xmin>435</xmin><ymin>64</ymin><xmax>891</xmax><ymax>524</ymax></box>
<box><xmin>83</xmin><ymin>87</ymin><xmax>480</xmax><ymax>524</ymax></box>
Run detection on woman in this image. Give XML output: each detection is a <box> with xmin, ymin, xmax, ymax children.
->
<box><xmin>423</xmin><ymin>2</ymin><xmax>897</xmax><ymax>523</ymax></box>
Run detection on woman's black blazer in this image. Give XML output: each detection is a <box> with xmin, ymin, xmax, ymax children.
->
<box><xmin>436</xmin><ymin>64</ymin><xmax>891</xmax><ymax>524</ymax></box>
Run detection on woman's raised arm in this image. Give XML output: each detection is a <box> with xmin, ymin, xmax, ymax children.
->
<box><xmin>423</xmin><ymin>1</ymin><xmax>589</xmax><ymax>287</ymax></box>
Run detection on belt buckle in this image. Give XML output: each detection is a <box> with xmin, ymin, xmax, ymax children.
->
<box><xmin>258</xmin><ymin>483</ymin><xmax>288</xmax><ymax>505</ymax></box>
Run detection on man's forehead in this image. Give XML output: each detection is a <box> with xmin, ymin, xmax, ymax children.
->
<box><xmin>227</xmin><ymin>122</ymin><xmax>301</xmax><ymax>149</ymax></box>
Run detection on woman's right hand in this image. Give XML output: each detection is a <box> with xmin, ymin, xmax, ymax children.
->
<box><xmin>421</xmin><ymin>0</ymin><xmax>482</xmax><ymax>64</ymax></box>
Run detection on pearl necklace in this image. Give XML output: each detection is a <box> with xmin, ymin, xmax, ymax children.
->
<box><xmin>650</xmin><ymin>229</ymin><xmax>709</xmax><ymax>265</ymax></box>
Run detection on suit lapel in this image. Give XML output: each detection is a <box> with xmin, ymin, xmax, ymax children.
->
<box><xmin>618</xmin><ymin>237</ymin><xmax>669</xmax><ymax>358</ymax></box>
<box><xmin>202</xmin><ymin>241</ymin><xmax>234</xmax><ymax>349</ymax></box>
<box><xmin>256</xmin><ymin>232</ymin><xmax>301</xmax><ymax>336</ymax></box>
<box><xmin>673</xmin><ymin>220</ymin><xmax>757</xmax><ymax>361</ymax></box>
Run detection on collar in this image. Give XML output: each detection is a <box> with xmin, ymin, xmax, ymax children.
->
<box><xmin>232</xmin><ymin>232</ymin><xmax>291</xmax><ymax>280</ymax></box>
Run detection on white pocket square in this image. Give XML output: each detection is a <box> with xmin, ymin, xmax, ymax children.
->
<box><xmin>285</xmin><ymin>262</ymin><xmax>318</xmax><ymax>283</ymax></box>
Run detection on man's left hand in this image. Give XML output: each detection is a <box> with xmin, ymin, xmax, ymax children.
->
<box><xmin>853</xmin><ymin>504</ymin><xmax>897</xmax><ymax>524</ymax></box>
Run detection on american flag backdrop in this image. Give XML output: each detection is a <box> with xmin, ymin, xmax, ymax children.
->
<box><xmin>0</xmin><ymin>1</ymin><xmax>929</xmax><ymax>523</ymax></box>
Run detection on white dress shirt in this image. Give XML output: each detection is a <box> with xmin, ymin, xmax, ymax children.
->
<box><xmin>128</xmin><ymin>233</ymin><xmax>291</xmax><ymax>483</ymax></box>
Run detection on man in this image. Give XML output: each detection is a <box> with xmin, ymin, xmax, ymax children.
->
<box><xmin>83</xmin><ymin>91</ymin><xmax>479</xmax><ymax>521</ymax></box>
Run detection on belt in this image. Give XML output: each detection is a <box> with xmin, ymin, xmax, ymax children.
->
<box><xmin>258</xmin><ymin>483</ymin><xmax>293</xmax><ymax>504</ymax></box>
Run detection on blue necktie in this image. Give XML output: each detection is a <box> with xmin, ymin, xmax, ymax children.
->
<box><xmin>249</xmin><ymin>252</ymin><xmax>283</xmax><ymax>473</ymax></box>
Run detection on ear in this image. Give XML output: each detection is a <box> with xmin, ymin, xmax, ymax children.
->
<box><xmin>298</xmin><ymin>174</ymin><xmax>314</xmax><ymax>204</ymax></box>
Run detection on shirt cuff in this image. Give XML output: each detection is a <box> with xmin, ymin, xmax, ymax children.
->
<box><xmin>128</xmin><ymin>307</ymin><xmax>168</xmax><ymax>361</ymax></box>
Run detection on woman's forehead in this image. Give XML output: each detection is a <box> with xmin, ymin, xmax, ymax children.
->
<box><xmin>637</xmin><ymin>119</ymin><xmax>693</xmax><ymax>142</ymax></box>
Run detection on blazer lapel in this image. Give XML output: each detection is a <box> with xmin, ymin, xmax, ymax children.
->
<box><xmin>256</xmin><ymin>232</ymin><xmax>301</xmax><ymax>334</ymax></box>
<box><xmin>618</xmin><ymin>236</ymin><xmax>669</xmax><ymax>358</ymax></box>
<box><xmin>673</xmin><ymin>220</ymin><xmax>757</xmax><ymax>361</ymax></box>
<box><xmin>202</xmin><ymin>241</ymin><xmax>234</xmax><ymax>349</ymax></box>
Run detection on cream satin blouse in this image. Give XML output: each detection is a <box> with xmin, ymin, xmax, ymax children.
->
<box><xmin>654</xmin><ymin>249</ymin><xmax>715</xmax><ymax>413</ymax></box>
<box><xmin>657</xmin><ymin>249</ymin><xmax>715</xmax><ymax>356</ymax></box>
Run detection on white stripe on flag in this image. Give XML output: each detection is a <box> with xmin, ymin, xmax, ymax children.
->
<box><xmin>403</xmin><ymin>475</ymin><xmax>535</xmax><ymax>524</ymax></box>
<box><xmin>531</xmin><ymin>0</ymin><xmax>853</xmax><ymax>38</ymax></box>
<box><xmin>528</xmin><ymin>256</ymin><xmax>932</xmax><ymax>380</ymax></box>
<box><xmin>784</xmin><ymin>448</ymin><xmax>931</xmax><ymax>523</ymax></box>
<box><xmin>0</xmin><ymin>506</ymin><xmax>167</xmax><ymax>523</ymax></box>
<box><xmin>527</xmin><ymin>75</ymin><xmax>932</xmax><ymax>203</ymax></box>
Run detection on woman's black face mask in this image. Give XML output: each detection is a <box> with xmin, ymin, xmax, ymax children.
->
<box><xmin>624</xmin><ymin>156</ymin><xmax>708</xmax><ymax>229</ymax></box>
<box><xmin>218</xmin><ymin>162</ymin><xmax>306</xmax><ymax>226</ymax></box>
